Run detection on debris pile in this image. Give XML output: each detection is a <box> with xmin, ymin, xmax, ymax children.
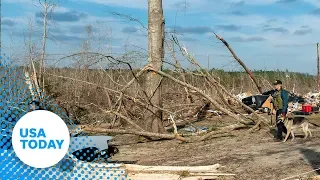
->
<box><xmin>304</xmin><ymin>92</ymin><xmax>320</xmax><ymax>106</ymax></box>
<box><xmin>236</xmin><ymin>91</ymin><xmax>320</xmax><ymax>116</ymax></box>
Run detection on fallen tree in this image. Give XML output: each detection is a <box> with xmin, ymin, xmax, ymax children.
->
<box><xmin>171</xmin><ymin>35</ymin><xmax>270</xmax><ymax>129</ymax></box>
<box><xmin>82</xmin><ymin>121</ymin><xmax>249</xmax><ymax>142</ymax></box>
<box><xmin>45</xmin><ymin>33</ymin><xmax>273</xmax><ymax>143</ymax></box>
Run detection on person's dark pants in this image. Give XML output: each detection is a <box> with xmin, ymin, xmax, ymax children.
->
<box><xmin>276</xmin><ymin>110</ymin><xmax>287</xmax><ymax>140</ymax></box>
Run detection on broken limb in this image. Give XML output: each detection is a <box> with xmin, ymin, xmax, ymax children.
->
<box><xmin>205</xmin><ymin>77</ymin><xmax>270</xmax><ymax>128</ymax></box>
<box><xmin>198</xmin><ymin>123</ymin><xmax>248</xmax><ymax>141</ymax></box>
<box><xmin>214</xmin><ymin>33</ymin><xmax>263</xmax><ymax>94</ymax></box>
<box><xmin>169</xmin><ymin>114</ymin><xmax>178</xmax><ymax>135</ymax></box>
<box><xmin>172</xmin><ymin>36</ymin><xmax>270</xmax><ymax>127</ymax></box>
<box><xmin>145</xmin><ymin>65</ymin><xmax>250</xmax><ymax>125</ymax></box>
<box><xmin>46</xmin><ymin>73</ymin><xmax>175</xmax><ymax>120</ymax></box>
<box><xmin>111</xmin><ymin>67</ymin><xmax>147</xmax><ymax>127</ymax></box>
<box><xmin>82</xmin><ymin>126</ymin><xmax>188</xmax><ymax>142</ymax></box>
<box><xmin>168</xmin><ymin>114</ymin><xmax>186</xmax><ymax>140</ymax></box>
<box><xmin>89</xmin><ymin>103</ymin><xmax>145</xmax><ymax>131</ymax></box>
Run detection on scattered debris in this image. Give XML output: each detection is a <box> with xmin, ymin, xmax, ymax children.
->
<box><xmin>206</xmin><ymin>109</ymin><xmax>222</xmax><ymax>117</ymax></box>
<box><xmin>184</xmin><ymin>126</ymin><xmax>208</xmax><ymax>133</ymax></box>
<box><xmin>235</xmin><ymin>92</ymin><xmax>252</xmax><ymax>101</ymax></box>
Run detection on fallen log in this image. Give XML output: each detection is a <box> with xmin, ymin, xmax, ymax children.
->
<box><xmin>82</xmin><ymin>122</ymin><xmax>246</xmax><ymax>142</ymax></box>
<box><xmin>127</xmin><ymin>173</ymin><xmax>233</xmax><ymax>180</ymax></box>
<box><xmin>124</xmin><ymin>164</ymin><xmax>221</xmax><ymax>173</ymax></box>
<box><xmin>188</xmin><ymin>173</ymin><xmax>236</xmax><ymax>176</ymax></box>
<box><xmin>180</xmin><ymin>177</ymin><xmax>218</xmax><ymax>180</ymax></box>
<box><xmin>82</xmin><ymin>126</ymin><xmax>188</xmax><ymax>142</ymax></box>
<box><xmin>127</xmin><ymin>173</ymin><xmax>181</xmax><ymax>180</ymax></box>
<box><xmin>173</xmin><ymin>35</ymin><xmax>269</xmax><ymax>128</ymax></box>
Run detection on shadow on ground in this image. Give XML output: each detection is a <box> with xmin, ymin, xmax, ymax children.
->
<box><xmin>299</xmin><ymin>148</ymin><xmax>320</xmax><ymax>174</ymax></box>
<box><xmin>270</xmin><ymin>128</ymin><xmax>277</xmax><ymax>139</ymax></box>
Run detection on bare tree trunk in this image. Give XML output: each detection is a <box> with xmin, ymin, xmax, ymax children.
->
<box><xmin>39</xmin><ymin>2</ymin><xmax>48</xmax><ymax>84</ymax></box>
<box><xmin>145</xmin><ymin>0</ymin><xmax>165</xmax><ymax>133</ymax></box>
<box><xmin>25</xmin><ymin>19</ymin><xmax>41</xmax><ymax>100</ymax></box>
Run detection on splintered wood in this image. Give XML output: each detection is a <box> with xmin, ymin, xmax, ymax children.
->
<box><xmin>125</xmin><ymin>164</ymin><xmax>221</xmax><ymax>173</ymax></box>
<box><xmin>71</xmin><ymin>162</ymin><xmax>235</xmax><ymax>179</ymax></box>
<box><xmin>124</xmin><ymin>163</ymin><xmax>236</xmax><ymax>180</ymax></box>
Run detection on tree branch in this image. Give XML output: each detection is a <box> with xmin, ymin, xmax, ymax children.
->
<box><xmin>214</xmin><ymin>33</ymin><xmax>263</xmax><ymax>94</ymax></box>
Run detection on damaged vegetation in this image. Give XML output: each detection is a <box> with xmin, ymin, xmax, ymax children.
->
<box><xmin>15</xmin><ymin>0</ymin><xmax>320</xmax><ymax>179</ymax></box>
<box><xmin>38</xmin><ymin>33</ymin><xmax>315</xmax><ymax>143</ymax></box>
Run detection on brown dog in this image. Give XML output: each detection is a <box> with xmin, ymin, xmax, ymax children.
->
<box><xmin>281</xmin><ymin>114</ymin><xmax>312</xmax><ymax>142</ymax></box>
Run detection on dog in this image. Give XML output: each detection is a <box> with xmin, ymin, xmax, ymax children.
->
<box><xmin>281</xmin><ymin>114</ymin><xmax>312</xmax><ymax>142</ymax></box>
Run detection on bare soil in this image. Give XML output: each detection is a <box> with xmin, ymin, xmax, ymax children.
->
<box><xmin>109</xmin><ymin>115</ymin><xmax>320</xmax><ymax>180</ymax></box>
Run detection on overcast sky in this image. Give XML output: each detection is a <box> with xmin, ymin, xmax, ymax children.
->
<box><xmin>2</xmin><ymin>0</ymin><xmax>320</xmax><ymax>74</ymax></box>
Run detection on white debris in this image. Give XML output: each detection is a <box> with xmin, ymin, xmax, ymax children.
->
<box><xmin>235</xmin><ymin>92</ymin><xmax>252</xmax><ymax>101</ymax></box>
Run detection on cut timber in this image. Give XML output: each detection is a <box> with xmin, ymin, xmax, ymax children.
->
<box><xmin>181</xmin><ymin>177</ymin><xmax>218</xmax><ymax>180</ymax></box>
<box><xmin>65</xmin><ymin>162</ymin><xmax>233</xmax><ymax>180</ymax></box>
<box><xmin>127</xmin><ymin>173</ymin><xmax>223</xmax><ymax>180</ymax></box>
<box><xmin>124</xmin><ymin>164</ymin><xmax>221</xmax><ymax>173</ymax></box>
<box><xmin>127</xmin><ymin>173</ymin><xmax>235</xmax><ymax>180</ymax></box>
<box><xmin>189</xmin><ymin>173</ymin><xmax>236</xmax><ymax>176</ymax></box>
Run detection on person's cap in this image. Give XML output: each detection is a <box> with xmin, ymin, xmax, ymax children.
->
<box><xmin>273</xmin><ymin>80</ymin><xmax>282</xmax><ymax>85</ymax></box>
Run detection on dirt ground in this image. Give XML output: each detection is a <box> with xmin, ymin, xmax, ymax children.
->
<box><xmin>109</xmin><ymin>115</ymin><xmax>320</xmax><ymax>180</ymax></box>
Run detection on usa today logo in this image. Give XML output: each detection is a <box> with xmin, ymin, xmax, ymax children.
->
<box><xmin>12</xmin><ymin>110</ymin><xmax>70</xmax><ymax>168</ymax></box>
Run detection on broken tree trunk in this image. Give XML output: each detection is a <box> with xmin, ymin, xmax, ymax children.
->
<box><xmin>215</xmin><ymin>33</ymin><xmax>263</xmax><ymax>94</ymax></box>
